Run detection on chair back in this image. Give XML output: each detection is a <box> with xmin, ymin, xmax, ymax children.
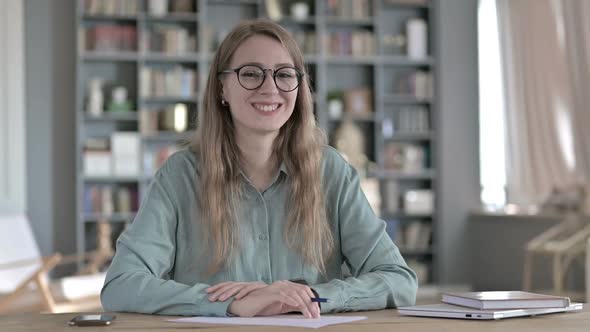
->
<box><xmin>0</xmin><ymin>214</ymin><xmax>42</xmax><ymax>292</ymax></box>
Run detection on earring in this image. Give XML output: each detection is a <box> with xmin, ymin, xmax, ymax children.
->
<box><xmin>221</xmin><ymin>98</ymin><xmax>228</xmax><ymax>107</ymax></box>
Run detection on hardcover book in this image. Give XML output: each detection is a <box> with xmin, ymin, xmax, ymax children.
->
<box><xmin>442</xmin><ymin>291</ymin><xmax>571</xmax><ymax>310</ymax></box>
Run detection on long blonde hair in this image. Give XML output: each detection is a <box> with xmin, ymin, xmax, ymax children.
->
<box><xmin>191</xmin><ymin>19</ymin><xmax>334</xmax><ymax>275</ymax></box>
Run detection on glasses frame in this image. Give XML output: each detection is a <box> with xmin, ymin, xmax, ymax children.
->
<box><xmin>218</xmin><ymin>64</ymin><xmax>304</xmax><ymax>92</ymax></box>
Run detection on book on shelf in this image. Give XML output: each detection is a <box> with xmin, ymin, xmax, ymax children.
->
<box><xmin>82</xmin><ymin>25</ymin><xmax>137</xmax><ymax>52</ymax></box>
<box><xmin>140</xmin><ymin>104</ymin><xmax>190</xmax><ymax>134</ymax></box>
<box><xmin>83</xmin><ymin>138</ymin><xmax>111</xmax><ymax>177</ymax></box>
<box><xmin>170</xmin><ymin>0</ymin><xmax>196</xmax><ymax>13</ymax></box>
<box><xmin>84</xmin><ymin>0</ymin><xmax>140</xmax><ymax>16</ymax></box>
<box><xmin>140</xmin><ymin>66</ymin><xmax>197</xmax><ymax>98</ymax></box>
<box><xmin>403</xmin><ymin>189</ymin><xmax>433</xmax><ymax>215</ymax></box>
<box><xmin>84</xmin><ymin>185</ymin><xmax>138</xmax><ymax>215</ymax></box>
<box><xmin>142</xmin><ymin>25</ymin><xmax>197</xmax><ymax>55</ymax></box>
<box><xmin>327</xmin><ymin>31</ymin><xmax>375</xmax><ymax>56</ymax></box>
<box><xmin>383</xmin><ymin>180</ymin><xmax>400</xmax><ymax>214</ymax></box>
<box><xmin>383</xmin><ymin>142</ymin><xmax>426</xmax><ymax>173</ymax></box>
<box><xmin>326</xmin><ymin>0</ymin><xmax>372</xmax><ymax>19</ymax></box>
<box><xmin>286</xmin><ymin>29</ymin><xmax>317</xmax><ymax>55</ymax></box>
<box><xmin>344</xmin><ymin>88</ymin><xmax>373</xmax><ymax>115</ymax></box>
<box><xmin>385</xmin><ymin>219</ymin><xmax>431</xmax><ymax>252</ymax></box>
<box><xmin>392</xmin><ymin>106</ymin><xmax>430</xmax><ymax>134</ymax></box>
<box><xmin>441</xmin><ymin>291</ymin><xmax>571</xmax><ymax>310</ymax></box>
<box><xmin>403</xmin><ymin>221</ymin><xmax>431</xmax><ymax>251</ymax></box>
<box><xmin>111</xmin><ymin>132</ymin><xmax>141</xmax><ymax>177</ymax></box>
<box><xmin>394</xmin><ymin>70</ymin><xmax>433</xmax><ymax>100</ymax></box>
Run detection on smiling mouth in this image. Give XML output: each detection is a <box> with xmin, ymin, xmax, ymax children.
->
<box><xmin>252</xmin><ymin>103</ymin><xmax>281</xmax><ymax>112</ymax></box>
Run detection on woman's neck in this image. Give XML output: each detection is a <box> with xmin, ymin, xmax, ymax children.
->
<box><xmin>236</xmin><ymin>131</ymin><xmax>279</xmax><ymax>190</ymax></box>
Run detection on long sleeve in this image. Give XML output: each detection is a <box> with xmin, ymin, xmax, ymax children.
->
<box><xmin>100</xmin><ymin>162</ymin><xmax>231</xmax><ymax>316</ymax></box>
<box><xmin>313</xmin><ymin>162</ymin><xmax>418</xmax><ymax>312</ymax></box>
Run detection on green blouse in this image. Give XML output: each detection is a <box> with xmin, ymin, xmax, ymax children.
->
<box><xmin>101</xmin><ymin>146</ymin><xmax>417</xmax><ymax>316</ymax></box>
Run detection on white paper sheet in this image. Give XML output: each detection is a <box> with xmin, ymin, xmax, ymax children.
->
<box><xmin>168</xmin><ymin>315</ymin><xmax>367</xmax><ymax>329</ymax></box>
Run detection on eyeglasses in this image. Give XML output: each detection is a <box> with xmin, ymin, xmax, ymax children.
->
<box><xmin>218</xmin><ymin>64</ymin><xmax>304</xmax><ymax>92</ymax></box>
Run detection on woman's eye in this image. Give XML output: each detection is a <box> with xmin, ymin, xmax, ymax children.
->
<box><xmin>242</xmin><ymin>71</ymin><xmax>261</xmax><ymax>77</ymax></box>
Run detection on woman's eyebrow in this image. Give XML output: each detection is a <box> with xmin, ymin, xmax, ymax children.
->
<box><xmin>237</xmin><ymin>62</ymin><xmax>295</xmax><ymax>68</ymax></box>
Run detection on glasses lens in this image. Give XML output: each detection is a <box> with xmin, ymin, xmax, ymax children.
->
<box><xmin>275</xmin><ymin>67</ymin><xmax>300</xmax><ymax>92</ymax></box>
<box><xmin>238</xmin><ymin>65</ymin><xmax>264</xmax><ymax>89</ymax></box>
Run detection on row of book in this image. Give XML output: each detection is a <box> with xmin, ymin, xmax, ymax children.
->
<box><xmin>394</xmin><ymin>71</ymin><xmax>433</xmax><ymax>100</ymax></box>
<box><xmin>83</xmin><ymin>133</ymin><xmax>141</xmax><ymax>177</ymax></box>
<box><xmin>141</xmin><ymin>25</ymin><xmax>197</xmax><ymax>55</ymax></box>
<box><xmin>383</xmin><ymin>184</ymin><xmax>434</xmax><ymax>215</ymax></box>
<box><xmin>140</xmin><ymin>66</ymin><xmax>197</xmax><ymax>98</ymax></box>
<box><xmin>326</xmin><ymin>31</ymin><xmax>376</xmax><ymax>57</ymax></box>
<box><xmin>84</xmin><ymin>133</ymin><xmax>184</xmax><ymax>178</ymax></box>
<box><xmin>84</xmin><ymin>0</ymin><xmax>140</xmax><ymax>16</ymax></box>
<box><xmin>382</xmin><ymin>107</ymin><xmax>430</xmax><ymax>137</ymax></box>
<box><xmin>84</xmin><ymin>0</ymin><xmax>196</xmax><ymax>16</ymax></box>
<box><xmin>82</xmin><ymin>25</ymin><xmax>137</xmax><ymax>52</ymax></box>
<box><xmin>83</xmin><ymin>184</ymin><xmax>139</xmax><ymax>215</ymax></box>
<box><xmin>325</xmin><ymin>0</ymin><xmax>372</xmax><ymax>19</ymax></box>
<box><xmin>383</xmin><ymin>142</ymin><xmax>429</xmax><ymax>173</ymax></box>
<box><xmin>386</xmin><ymin>220</ymin><xmax>431</xmax><ymax>252</ymax></box>
<box><xmin>289</xmin><ymin>30</ymin><xmax>317</xmax><ymax>55</ymax></box>
<box><xmin>139</xmin><ymin>105</ymin><xmax>192</xmax><ymax>135</ymax></box>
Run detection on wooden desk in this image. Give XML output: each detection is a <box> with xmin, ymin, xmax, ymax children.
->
<box><xmin>1</xmin><ymin>308</ymin><xmax>589</xmax><ymax>332</ymax></box>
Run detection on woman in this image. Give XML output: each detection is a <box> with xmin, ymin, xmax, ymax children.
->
<box><xmin>101</xmin><ymin>19</ymin><xmax>417</xmax><ymax>318</ymax></box>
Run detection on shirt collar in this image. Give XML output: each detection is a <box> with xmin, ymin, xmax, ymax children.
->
<box><xmin>279</xmin><ymin>161</ymin><xmax>289</xmax><ymax>176</ymax></box>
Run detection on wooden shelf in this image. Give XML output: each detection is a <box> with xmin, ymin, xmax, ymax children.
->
<box><xmin>384</xmin><ymin>131</ymin><xmax>433</xmax><ymax>141</ymax></box>
<box><xmin>142</xmin><ymin>53</ymin><xmax>200</xmax><ymax>63</ymax></box>
<box><xmin>81</xmin><ymin>52</ymin><xmax>139</xmax><ymax>62</ymax></box>
<box><xmin>81</xmin><ymin>14</ymin><xmax>139</xmax><ymax>22</ymax></box>
<box><xmin>75</xmin><ymin>0</ymin><xmax>439</xmax><ymax>284</ymax></box>
<box><xmin>82</xmin><ymin>212</ymin><xmax>136</xmax><ymax>223</ymax></box>
<box><xmin>325</xmin><ymin>17</ymin><xmax>375</xmax><ymax>27</ymax></box>
<box><xmin>141</xmin><ymin>96</ymin><xmax>199</xmax><ymax>104</ymax></box>
<box><xmin>83</xmin><ymin>112</ymin><xmax>138</xmax><ymax>122</ymax></box>
<box><xmin>141</xmin><ymin>131</ymin><xmax>193</xmax><ymax>142</ymax></box>
<box><xmin>370</xmin><ymin>169</ymin><xmax>435</xmax><ymax>180</ymax></box>
<box><xmin>83</xmin><ymin>175</ymin><xmax>145</xmax><ymax>183</ymax></box>
<box><xmin>383</xmin><ymin>94</ymin><xmax>433</xmax><ymax>105</ymax></box>
<box><xmin>140</xmin><ymin>12</ymin><xmax>198</xmax><ymax>23</ymax></box>
<box><xmin>382</xmin><ymin>212</ymin><xmax>433</xmax><ymax>219</ymax></box>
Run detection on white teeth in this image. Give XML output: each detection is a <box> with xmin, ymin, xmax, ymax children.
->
<box><xmin>253</xmin><ymin>104</ymin><xmax>279</xmax><ymax>112</ymax></box>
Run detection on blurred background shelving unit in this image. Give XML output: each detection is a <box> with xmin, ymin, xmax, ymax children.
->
<box><xmin>75</xmin><ymin>0</ymin><xmax>437</xmax><ymax>286</ymax></box>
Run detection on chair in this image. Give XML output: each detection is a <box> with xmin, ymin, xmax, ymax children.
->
<box><xmin>0</xmin><ymin>214</ymin><xmax>108</xmax><ymax>314</ymax></box>
<box><xmin>523</xmin><ymin>184</ymin><xmax>590</xmax><ymax>300</ymax></box>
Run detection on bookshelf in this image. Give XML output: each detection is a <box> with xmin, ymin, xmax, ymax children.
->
<box><xmin>75</xmin><ymin>0</ymin><xmax>437</xmax><ymax>285</ymax></box>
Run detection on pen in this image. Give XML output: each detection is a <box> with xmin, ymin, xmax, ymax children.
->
<box><xmin>311</xmin><ymin>297</ymin><xmax>329</xmax><ymax>303</ymax></box>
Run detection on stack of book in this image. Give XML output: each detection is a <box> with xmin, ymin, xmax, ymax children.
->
<box><xmin>399</xmin><ymin>291</ymin><xmax>582</xmax><ymax>320</ymax></box>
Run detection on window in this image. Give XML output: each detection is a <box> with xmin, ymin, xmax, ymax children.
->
<box><xmin>478</xmin><ymin>0</ymin><xmax>507</xmax><ymax>208</ymax></box>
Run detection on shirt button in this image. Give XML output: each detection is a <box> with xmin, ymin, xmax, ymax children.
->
<box><xmin>259</xmin><ymin>234</ymin><xmax>267</xmax><ymax>240</ymax></box>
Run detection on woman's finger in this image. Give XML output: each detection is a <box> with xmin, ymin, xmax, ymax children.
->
<box><xmin>218</xmin><ymin>283</ymin><xmax>248</xmax><ymax>301</ymax></box>
<box><xmin>206</xmin><ymin>281</ymin><xmax>235</xmax><ymax>293</ymax></box>
<box><xmin>289</xmin><ymin>289</ymin><xmax>314</xmax><ymax>318</ymax></box>
<box><xmin>277</xmin><ymin>290</ymin><xmax>302</xmax><ymax>308</ymax></box>
<box><xmin>209</xmin><ymin>283</ymin><xmax>243</xmax><ymax>301</ymax></box>
<box><xmin>235</xmin><ymin>283</ymin><xmax>267</xmax><ymax>299</ymax></box>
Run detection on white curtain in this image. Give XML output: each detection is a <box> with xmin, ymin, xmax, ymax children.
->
<box><xmin>496</xmin><ymin>0</ymin><xmax>590</xmax><ymax>207</ymax></box>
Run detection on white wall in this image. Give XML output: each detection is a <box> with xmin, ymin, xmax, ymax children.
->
<box><xmin>0</xmin><ymin>0</ymin><xmax>26</xmax><ymax>214</ymax></box>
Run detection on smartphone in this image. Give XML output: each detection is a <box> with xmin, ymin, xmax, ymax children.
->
<box><xmin>68</xmin><ymin>314</ymin><xmax>116</xmax><ymax>327</ymax></box>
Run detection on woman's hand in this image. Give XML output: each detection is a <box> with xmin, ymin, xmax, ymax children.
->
<box><xmin>227</xmin><ymin>280</ymin><xmax>320</xmax><ymax>318</ymax></box>
<box><xmin>206</xmin><ymin>281</ymin><xmax>268</xmax><ymax>302</ymax></box>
